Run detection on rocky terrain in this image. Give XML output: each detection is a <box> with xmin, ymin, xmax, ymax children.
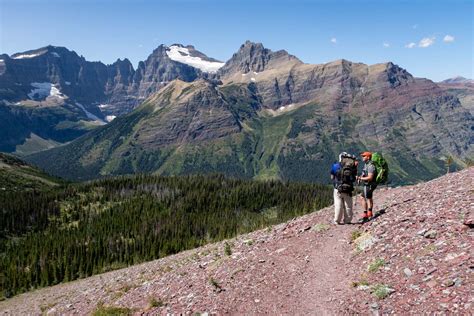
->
<box><xmin>1</xmin><ymin>167</ymin><xmax>471</xmax><ymax>315</ymax></box>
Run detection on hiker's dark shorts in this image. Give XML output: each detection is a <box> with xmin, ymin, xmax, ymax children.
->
<box><xmin>361</xmin><ymin>184</ymin><xmax>377</xmax><ymax>199</ymax></box>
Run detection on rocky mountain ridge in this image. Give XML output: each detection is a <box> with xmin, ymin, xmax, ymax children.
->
<box><xmin>0</xmin><ymin>44</ymin><xmax>224</xmax><ymax>154</ymax></box>
<box><xmin>3</xmin><ymin>42</ymin><xmax>473</xmax><ymax>182</ymax></box>
<box><xmin>26</xmin><ymin>46</ymin><xmax>474</xmax><ymax>183</ymax></box>
<box><xmin>1</xmin><ymin>167</ymin><xmax>471</xmax><ymax>314</ymax></box>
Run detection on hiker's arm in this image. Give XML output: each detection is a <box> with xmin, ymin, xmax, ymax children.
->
<box><xmin>357</xmin><ymin>172</ymin><xmax>374</xmax><ymax>181</ymax></box>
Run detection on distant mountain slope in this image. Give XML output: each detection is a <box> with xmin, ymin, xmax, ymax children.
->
<box><xmin>26</xmin><ymin>43</ymin><xmax>474</xmax><ymax>184</ymax></box>
<box><xmin>437</xmin><ymin>78</ymin><xmax>474</xmax><ymax>114</ymax></box>
<box><xmin>1</xmin><ymin>167</ymin><xmax>471</xmax><ymax>315</ymax></box>
<box><xmin>440</xmin><ymin>76</ymin><xmax>473</xmax><ymax>84</ymax></box>
<box><xmin>0</xmin><ymin>152</ymin><xmax>61</xmax><ymax>191</ymax></box>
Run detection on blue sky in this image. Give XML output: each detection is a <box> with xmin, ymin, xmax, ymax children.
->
<box><xmin>1</xmin><ymin>0</ymin><xmax>472</xmax><ymax>81</ymax></box>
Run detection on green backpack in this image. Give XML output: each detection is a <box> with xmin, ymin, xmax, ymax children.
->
<box><xmin>371</xmin><ymin>152</ymin><xmax>389</xmax><ymax>184</ymax></box>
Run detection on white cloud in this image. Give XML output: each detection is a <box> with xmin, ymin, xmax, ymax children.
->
<box><xmin>419</xmin><ymin>37</ymin><xmax>435</xmax><ymax>48</ymax></box>
<box><xmin>330</xmin><ymin>38</ymin><xmax>337</xmax><ymax>44</ymax></box>
<box><xmin>383</xmin><ymin>42</ymin><xmax>390</xmax><ymax>48</ymax></box>
<box><xmin>443</xmin><ymin>35</ymin><xmax>455</xmax><ymax>43</ymax></box>
<box><xmin>405</xmin><ymin>42</ymin><xmax>416</xmax><ymax>49</ymax></box>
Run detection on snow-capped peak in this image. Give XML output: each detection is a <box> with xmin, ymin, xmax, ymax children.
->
<box><xmin>166</xmin><ymin>45</ymin><xmax>224</xmax><ymax>73</ymax></box>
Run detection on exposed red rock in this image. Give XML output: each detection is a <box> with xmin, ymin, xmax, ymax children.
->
<box><xmin>1</xmin><ymin>168</ymin><xmax>472</xmax><ymax>315</ymax></box>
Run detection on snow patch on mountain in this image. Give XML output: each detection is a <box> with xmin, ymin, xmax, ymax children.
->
<box><xmin>75</xmin><ymin>102</ymin><xmax>106</xmax><ymax>124</ymax></box>
<box><xmin>51</xmin><ymin>52</ymin><xmax>60</xmax><ymax>58</ymax></box>
<box><xmin>12</xmin><ymin>52</ymin><xmax>46</xmax><ymax>59</ymax></box>
<box><xmin>28</xmin><ymin>82</ymin><xmax>65</xmax><ymax>100</ymax></box>
<box><xmin>105</xmin><ymin>115</ymin><xmax>116</xmax><ymax>122</ymax></box>
<box><xmin>166</xmin><ymin>45</ymin><xmax>224</xmax><ymax>73</ymax></box>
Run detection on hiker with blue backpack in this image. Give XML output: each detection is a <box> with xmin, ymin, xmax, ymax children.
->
<box><xmin>357</xmin><ymin>151</ymin><xmax>389</xmax><ymax>223</ymax></box>
<box><xmin>330</xmin><ymin>152</ymin><xmax>358</xmax><ymax>225</ymax></box>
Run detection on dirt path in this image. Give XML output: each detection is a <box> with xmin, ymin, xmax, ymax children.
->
<box><xmin>293</xmin><ymin>223</ymin><xmax>354</xmax><ymax>314</ymax></box>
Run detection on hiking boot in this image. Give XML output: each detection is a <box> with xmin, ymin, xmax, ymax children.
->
<box><xmin>367</xmin><ymin>211</ymin><xmax>373</xmax><ymax>218</ymax></box>
<box><xmin>358</xmin><ymin>217</ymin><xmax>369</xmax><ymax>224</ymax></box>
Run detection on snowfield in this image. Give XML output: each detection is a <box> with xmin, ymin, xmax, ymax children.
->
<box><xmin>12</xmin><ymin>52</ymin><xmax>46</xmax><ymax>59</ymax></box>
<box><xmin>27</xmin><ymin>82</ymin><xmax>65</xmax><ymax>100</ymax></box>
<box><xmin>166</xmin><ymin>45</ymin><xmax>224</xmax><ymax>73</ymax></box>
<box><xmin>75</xmin><ymin>102</ymin><xmax>106</xmax><ymax>124</ymax></box>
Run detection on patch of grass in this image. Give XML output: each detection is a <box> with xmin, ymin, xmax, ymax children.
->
<box><xmin>351</xmin><ymin>279</ymin><xmax>369</xmax><ymax>287</ymax></box>
<box><xmin>312</xmin><ymin>223</ymin><xmax>330</xmax><ymax>232</ymax></box>
<box><xmin>244</xmin><ymin>239</ymin><xmax>254</xmax><ymax>246</ymax></box>
<box><xmin>224</xmin><ymin>242</ymin><xmax>232</xmax><ymax>256</ymax></box>
<box><xmin>231</xmin><ymin>268</ymin><xmax>244</xmax><ymax>279</ymax></box>
<box><xmin>350</xmin><ymin>230</ymin><xmax>363</xmax><ymax>242</ymax></box>
<box><xmin>93</xmin><ymin>302</ymin><xmax>133</xmax><ymax>316</ymax></box>
<box><xmin>40</xmin><ymin>302</ymin><xmax>57</xmax><ymax>313</ymax></box>
<box><xmin>371</xmin><ymin>284</ymin><xmax>393</xmax><ymax>299</ymax></box>
<box><xmin>209</xmin><ymin>277</ymin><xmax>223</xmax><ymax>292</ymax></box>
<box><xmin>367</xmin><ymin>258</ymin><xmax>386</xmax><ymax>273</ymax></box>
<box><xmin>149</xmin><ymin>297</ymin><xmax>164</xmax><ymax>308</ymax></box>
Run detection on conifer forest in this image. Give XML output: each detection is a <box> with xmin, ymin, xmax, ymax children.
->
<box><xmin>0</xmin><ymin>174</ymin><xmax>332</xmax><ymax>298</ymax></box>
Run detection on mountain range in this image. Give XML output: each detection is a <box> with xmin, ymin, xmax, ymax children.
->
<box><xmin>1</xmin><ymin>41</ymin><xmax>473</xmax><ymax>183</ymax></box>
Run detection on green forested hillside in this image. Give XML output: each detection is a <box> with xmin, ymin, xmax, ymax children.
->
<box><xmin>0</xmin><ymin>152</ymin><xmax>62</xmax><ymax>192</ymax></box>
<box><xmin>0</xmin><ymin>173</ymin><xmax>332</xmax><ymax>299</ymax></box>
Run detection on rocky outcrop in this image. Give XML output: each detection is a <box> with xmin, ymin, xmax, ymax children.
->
<box><xmin>218</xmin><ymin>41</ymin><xmax>302</xmax><ymax>77</ymax></box>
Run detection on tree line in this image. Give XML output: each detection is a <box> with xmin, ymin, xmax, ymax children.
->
<box><xmin>1</xmin><ymin>173</ymin><xmax>332</xmax><ymax>298</ymax></box>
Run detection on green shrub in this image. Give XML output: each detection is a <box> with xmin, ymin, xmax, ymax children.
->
<box><xmin>371</xmin><ymin>284</ymin><xmax>393</xmax><ymax>299</ymax></box>
<box><xmin>149</xmin><ymin>297</ymin><xmax>164</xmax><ymax>308</ymax></box>
<box><xmin>367</xmin><ymin>258</ymin><xmax>386</xmax><ymax>273</ymax></box>
<box><xmin>93</xmin><ymin>303</ymin><xmax>132</xmax><ymax>316</ymax></box>
<box><xmin>224</xmin><ymin>242</ymin><xmax>232</xmax><ymax>256</ymax></box>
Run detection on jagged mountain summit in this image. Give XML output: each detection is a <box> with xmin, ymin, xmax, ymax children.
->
<box><xmin>26</xmin><ymin>42</ymin><xmax>473</xmax><ymax>184</ymax></box>
<box><xmin>218</xmin><ymin>40</ymin><xmax>302</xmax><ymax>77</ymax></box>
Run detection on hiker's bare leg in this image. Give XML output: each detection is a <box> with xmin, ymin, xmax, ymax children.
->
<box><xmin>360</xmin><ymin>195</ymin><xmax>367</xmax><ymax>211</ymax></box>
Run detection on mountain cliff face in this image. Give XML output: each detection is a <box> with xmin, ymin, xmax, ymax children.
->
<box><xmin>0</xmin><ymin>44</ymin><xmax>224</xmax><ymax>153</ymax></box>
<box><xmin>437</xmin><ymin>78</ymin><xmax>474</xmax><ymax>115</ymax></box>
<box><xmin>25</xmin><ymin>43</ymin><xmax>474</xmax><ymax>184</ymax></box>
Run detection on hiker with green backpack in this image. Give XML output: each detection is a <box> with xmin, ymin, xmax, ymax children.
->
<box><xmin>357</xmin><ymin>151</ymin><xmax>388</xmax><ymax>222</ymax></box>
